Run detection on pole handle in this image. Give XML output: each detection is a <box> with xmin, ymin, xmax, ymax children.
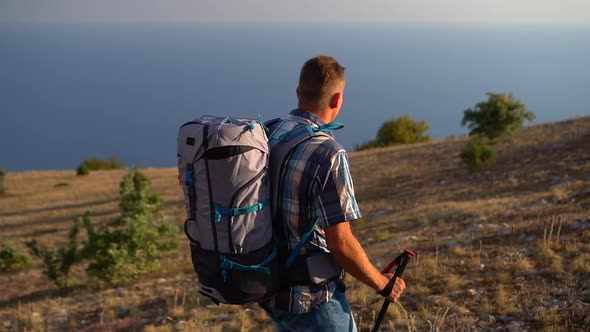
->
<box><xmin>371</xmin><ymin>250</ymin><xmax>415</xmax><ymax>332</ymax></box>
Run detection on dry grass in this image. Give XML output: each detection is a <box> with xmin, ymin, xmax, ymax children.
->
<box><xmin>1</xmin><ymin>116</ymin><xmax>590</xmax><ymax>331</ymax></box>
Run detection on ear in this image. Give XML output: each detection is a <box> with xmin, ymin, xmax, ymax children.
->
<box><xmin>329</xmin><ymin>92</ymin><xmax>342</xmax><ymax>109</ymax></box>
<box><xmin>296</xmin><ymin>86</ymin><xmax>300</xmax><ymax>98</ymax></box>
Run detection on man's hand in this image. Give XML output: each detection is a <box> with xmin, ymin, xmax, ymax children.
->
<box><xmin>325</xmin><ymin>222</ymin><xmax>408</xmax><ymax>302</ymax></box>
<box><xmin>382</xmin><ymin>274</ymin><xmax>406</xmax><ymax>302</ymax></box>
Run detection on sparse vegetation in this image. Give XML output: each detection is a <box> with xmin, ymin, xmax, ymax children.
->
<box><xmin>459</xmin><ymin>93</ymin><xmax>534</xmax><ymax>173</ymax></box>
<box><xmin>26</xmin><ymin>213</ymin><xmax>91</xmax><ymax>288</ymax></box>
<box><xmin>1</xmin><ymin>116</ymin><xmax>589</xmax><ymax>331</ymax></box>
<box><xmin>460</xmin><ymin>137</ymin><xmax>497</xmax><ymax>173</ymax></box>
<box><xmin>356</xmin><ymin>115</ymin><xmax>431</xmax><ymax>150</ymax></box>
<box><xmin>0</xmin><ymin>244</ymin><xmax>32</xmax><ymax>272</ymax></box>
<box><xmin>86</xmin><ymin>168</ymin><xmax>179</xmax><ymax>285</ymax></box>
<box><xmin>76</xmin><ymin>156</ymin><xmax>125</xmax><ymax>176</ymax></box>
<box><xmin>26</xmin><ymin>168</ymin><xmax>179</xmax><ymax>288</ymax></box>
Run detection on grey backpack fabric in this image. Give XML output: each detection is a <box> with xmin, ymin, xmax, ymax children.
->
<box><xmin>177</xmin><ymin>116</ymin><xmax>279</xmax><ymax>304</ymax></box>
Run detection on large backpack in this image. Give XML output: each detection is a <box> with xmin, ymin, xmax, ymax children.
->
<box><xmin>177</xmin><ymin>115</ymin><xmax>344</xmax><ymax>305</ymax></box>
<box><xmin>177</xmin><ymin>116</ymin><xmax>279</xmax><ymax>305</ymax></box>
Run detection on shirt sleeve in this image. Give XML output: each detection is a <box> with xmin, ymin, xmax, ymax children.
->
<box><xmin>312</xmin><ymin>150</ymin><xmax>362</xmax><ymax>228</ymax></box>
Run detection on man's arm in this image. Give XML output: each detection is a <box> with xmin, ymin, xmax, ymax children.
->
<box><xmin>324</xmin><ymin>221</ymin><xmax>406</xmax><ymax>302</ymax></box>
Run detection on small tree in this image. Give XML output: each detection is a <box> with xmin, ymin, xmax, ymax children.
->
<box><xmin>356</xmin><ymin>115</ymin><xmax>431</xmax><ymax>150</ymax></box>
<box><xmin>376</xmin><ymin>115</ymin><xmax>431</xmax><ymax>146</ymax></box>
<box><xmin>462</xmin><ymin>93</ymin><xmax>535</xmax><ymax>141</ymax></box>
<box><xmin>85</xmin><ymin>168</ymin><xmax>178</xmax><ymax>285</ymax></box>
<box><xmin>26</xmin><ymin>213</ymin><xmax>92</xmax><ymax>288</ymax></box>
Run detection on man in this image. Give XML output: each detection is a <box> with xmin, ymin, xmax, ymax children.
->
<box><xmin>261</xmin><ymin>55</ymin><xmax>406</xmax><ymax>331</ymax></box>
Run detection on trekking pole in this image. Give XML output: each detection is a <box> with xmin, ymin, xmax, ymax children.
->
<box><xmin>371</xmin><ymin>250</ymin><xmax>415</xmax><ymax>332</ymax></box>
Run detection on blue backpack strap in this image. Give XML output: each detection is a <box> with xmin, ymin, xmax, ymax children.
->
<box><xmin>268</xmin><ymin>119</ymin><xmax>344</xmax><ymax>276</ymax></box>
<box><xmin>219</xmin><ymin>249</ymin><xmax>278</xmax><ymax>281</ymax></box>
<box><xmin>213</xmin><ymin>200</ymin><xmax>270</xmax><ymax>222</ymax></box>
<box><xmin>268</xmin><ymin>120</ymin><xmax>343</xmax><ymax>221</ymax></box>
<box><xmin>284</xmin><ymin>217</ymin><xmax>320</xmax><ymax>268</ymax></box>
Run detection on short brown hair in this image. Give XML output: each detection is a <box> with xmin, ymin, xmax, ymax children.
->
<box><xmin>298</xmin><ymin>55</ymin><xmax>346</xmax><ymax>107</ymax></box>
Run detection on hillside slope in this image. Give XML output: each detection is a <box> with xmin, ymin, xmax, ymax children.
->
<box><xmin>1</xmin><ymin>116</ymin><xmax>589</xmax><ymax>331</ymax></box>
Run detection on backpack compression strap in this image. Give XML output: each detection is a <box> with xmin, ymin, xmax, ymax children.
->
<box><xmin>213</xmin><ymin>201</ymin><xmax>270</xmax><ymax>222</ymax></box>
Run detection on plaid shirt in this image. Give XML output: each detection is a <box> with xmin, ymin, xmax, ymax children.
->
<box><xmin>264</xmin><ymin>109</ymin><xmax>362</xmax><ymax>314</ymax></box>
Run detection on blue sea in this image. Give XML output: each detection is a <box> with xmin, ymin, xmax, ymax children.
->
<box><xmin>1</xmin><ymin>23</ymin><xmax>588</xmax><ymax>171</ymax></box>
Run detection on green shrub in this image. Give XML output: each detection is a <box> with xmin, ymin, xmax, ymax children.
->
<box><xmin>26</xmin><ymin>168</ymin><xmax>178</xmax><ymax>287</ymax></box>
<box><xmin>77</xmin><ymin>156</ymin><xmax>125</xmax><ymax>175</ymax></box>
<box><xmin>355</xmin><ymin>115</ymin><xmax>431</xmax><ymax>151</ymax></box>
<box><xmin>0</xmin><ymin>166</ymin><xmax>5</xmax><ymax>195</ymax></box>
<box><xmin>376</xmin><ymin>115</ymin><xmax>431</xmax><ymax>146</ymax></box>
<box><xmin>460</xmin><ymin>137</ymin><xmax>497</xmax><ymax>173</ymax></box>
<box><xmin>0</xmin><ymin>244</ymin><xmax>32</xmax><ymax>272</ymax></box>
<box><xmin>85</xmin><ymin>168</ymin><xmax>178</xmax><ymax>285</ymax></box>
<box><xmin>26</xmin><ymin>213</ymin><xmax>91</xmax><ymax>287</ymax></box>
<box><xmin>462</xmin><ymin>92</ymin><xmax>535</xmax><ymax>141</ymax></box>
<box><xmin>76</xmin><ymin>163</ymin><xmax>90</xmax><ymax>176</ymax></box>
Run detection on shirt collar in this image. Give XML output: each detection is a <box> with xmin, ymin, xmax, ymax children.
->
<box><xmin>288</xmin><ymin>108</ymin><xmax>327</xmax><ymax>127</ymax></box>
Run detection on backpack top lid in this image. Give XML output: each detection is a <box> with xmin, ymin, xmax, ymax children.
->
<box><xmin>179</xmin><ymin>116</ymin><xmax>269</xmax><ymax>164</ymax></box>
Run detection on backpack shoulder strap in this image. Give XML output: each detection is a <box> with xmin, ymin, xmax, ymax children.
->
<box><xmin>268</xmin><ymin>120</ymin><xmax>344</xmax><ymax>221</ymax></box>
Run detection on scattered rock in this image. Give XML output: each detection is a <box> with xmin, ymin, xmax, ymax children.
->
<box><xmin>448</xmin><ymin>291</ymin><xmax>463</xmax><ymax>300</ymax></box>
<box><xmin>467</xmin><ymin>289</ymin><xmax>478</xmax><ymax>296</ymax></box>
<box><xmin>478</xmin><ymin>313</ymin><xmax>495</xmax><ymax>323</ymax></box>
<box><xmin>175</xmin><ymin>320</ymin><xmax>187</xmax><ymax>330</ymax></box>
<box><xmin>117</xmin><ymin>306</ymin><xmax>131</xmax><ymax>318</ymax></box>
<box><xmin>153</xmin><ymin>316</ymin><xmax>166</xmax><ymax>325</ymax></box>
<box><xmin>497</xmin><ymin>223</ymin><xmax>512</xmax><ymax>236</ymax></box>
<box><xmin>548</xmin><ymin>300</ymin><xmax>568</xmax><ymax>309</ymax></box>
<box><xmin>514</xmin><ymin>276</ymin><xmax>525</xmax><ymax>282</ymax></box>
<box><xmin>506</xmin><ymin>320</ymin><xmax>526</xmax><ymax>332</ymax></box>
<box><xmin>3</xmin><ymin>321</ymin><xmax>11</xmax><ymax>328</ymax></box>
<box><xmin>467</xmin><ymin>222</ymin><xmax>484</xmax><ymax>233</ymax></box>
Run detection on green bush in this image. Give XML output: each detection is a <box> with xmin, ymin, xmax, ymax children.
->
<box><xmin>85</xmin><ymin>168</ymin><xmax>178</xmax><ymax>285</ymax></box>
<box><xmin>356</xmin><ymin>115</ymin><xmax>431</xmax><ymax>151</ymax></box>
<box><xmin>462</xmin><ymin>92</ymin><xmax>535</xmax><ymax>141</ymax></box>
<box><xmin>27</xmin><ymin>168</ymin><xmax>178</xmax><ymax>288</ymax></box>
<box><xmin>377</xmin><ymin>115</ymin><xmax>431</xmax><ymax>146</ymax></box>
<box><xmin>76</xmin><ymin>163</ymin><xmax>90</xmax><ymax>176</ymax></box>
<box><xmin>26</xmin><ymin>213</ymin><xmax>91</xmax><ymax>287</ymax></box>
<box><xmin>0</xmin><ymin>166</ymin><xmax>5</xmax><ymax>195</ymax></box>
<box><xmin>0</xmin><ymin>244</ymin><xmax>32</xmax><ymax>272</ymax></box>
<box><xmin>77</xmin><ymin>156</ymin><xmax>125</xmax><ymax>175</ymax></box>
<box><xmin>460</xmin><ymin>137</ymin><xmax>497</xmax><ymax>173</ymax></box>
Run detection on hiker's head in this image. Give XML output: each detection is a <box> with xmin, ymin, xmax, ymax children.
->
<box><xmin>297</xmin><ymin>55</ymin><xmax>346</xmax><ymax>123</ymax></box>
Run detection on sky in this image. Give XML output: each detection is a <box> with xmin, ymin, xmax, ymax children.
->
<box><xmin>1</xmin><ymin>0</ymin><xmax>589</xmax><ymax>25</ymax></box>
